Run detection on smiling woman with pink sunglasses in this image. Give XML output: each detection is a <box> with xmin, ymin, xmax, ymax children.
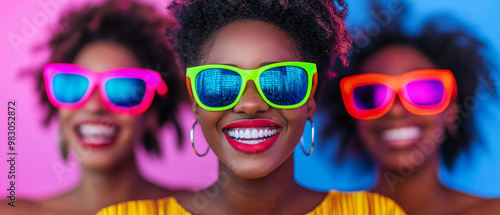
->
<box><xmin>0</xmin><ymin>1</ymin><xmax>185</xmax><ymax>214</ymax></box>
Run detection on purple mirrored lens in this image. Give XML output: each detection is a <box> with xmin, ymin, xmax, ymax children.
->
<box><xmin>406</xmin><ymin>80</ymin><xmax>444</xmax><ymax>105</ymax></box>
<box><xmin>353</xmin><ymin>84</ymin><xmax>389</xmax><ymax>110</ymax></box>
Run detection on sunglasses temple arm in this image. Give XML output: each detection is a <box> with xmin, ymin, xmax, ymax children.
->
<box><xmin>156</xmin><ymin>80</ymin><xmax>168</xmax><ymax>96</ymax></box>
<box><xmin>150</xmin><ymin>72</ymin><xmax>168</xmax><ymax>96</ymax></box>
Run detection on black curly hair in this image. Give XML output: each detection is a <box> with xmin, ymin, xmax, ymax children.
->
<box><xmin>166</xmin><ymin>0</ymin><xmax>352</xmax><ymax>93</ymax></box>
<box><xmin>33</xmin><ymin>0</ymin><xmax>186</xmax><ymax>158</ymax></box>
<box><xmin>321</xmin><ymin>15</ymin><xmax>495</xmax><ymax>170</ymax></box>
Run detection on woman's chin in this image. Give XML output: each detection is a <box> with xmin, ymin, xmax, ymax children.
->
<box><xmin>224</xmin><ymin>161</ymin><xmax>275</xmax><ymax>180</ymax></box>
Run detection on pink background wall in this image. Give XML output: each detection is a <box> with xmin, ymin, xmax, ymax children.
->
<box><xmin>0</xmin><ymin>0</ymin><xmax>218</xmax><ymax>200</ymax></box>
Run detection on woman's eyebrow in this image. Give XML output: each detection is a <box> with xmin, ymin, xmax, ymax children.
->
<box><xmin>260</xmin><ymin>62</ymin><xmax>278</xmax><ymax>67</ymax></box>
<box><xmin>217</xmin><ymin>62</ymin><xmax>279</xmax><ymax>68</ymax></box>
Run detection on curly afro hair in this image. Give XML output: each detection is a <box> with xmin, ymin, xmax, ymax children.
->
<box><xmin>167</xmin><ymin>0</ymin><xmax>352</xmax><ymax>93</ymax></box>
<box><xmin>321</xmin><ymin>16</ymin><xmax>495</xmax><ymax>170</ymax></box>
<box><xmin>34</xmin><ymin>0</ymin><xmax>186</xmax><ymax>158</ymax></box>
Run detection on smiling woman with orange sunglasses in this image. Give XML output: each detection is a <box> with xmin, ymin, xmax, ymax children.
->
<box><xmin>322</xmin><ymin>17</ymin><xmax>496</xmax><ymax>214</ymax></box>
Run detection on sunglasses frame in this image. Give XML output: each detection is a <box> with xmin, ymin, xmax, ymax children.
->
<box><xmin>186</xmin><ymin>61</ymin><xmax>317</xmax><ymax>111</ymax></box>
<box><xmin>340</xmin><ymin>69</ymin><xmax>457</xmax><ymax>120</ymax></box>
<box><xmin>43</xmin><ymin>63</ymin><xmax>168</xmax><ymax>115</ymax></box>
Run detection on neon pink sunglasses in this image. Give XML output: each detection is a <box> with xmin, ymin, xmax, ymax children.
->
<box><xmin>43</xmin><ymin>63</ymin><xmax>168</xmax><ymax>115</ymax></box>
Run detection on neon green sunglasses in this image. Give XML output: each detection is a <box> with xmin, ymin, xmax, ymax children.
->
<box><xmin>186</xmin><ymin>61</ymin><xmax>317</xmax><ymax>111</ymax></box>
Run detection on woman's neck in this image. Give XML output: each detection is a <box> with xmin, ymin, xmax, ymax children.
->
<box><xmin>41</xmin><ymin>152</ymin><xmax>176</xmax><ymax>215</ymax></box>
<box><xmin>73</xmin><ymin>155</ymin><xmax>148</xmax><ymax>212</ymax></box>
<box><xmin>372</xmin><ymin>153</ymin><xmax>464</xmax><ymax>214</ymax></box>
<box><xmin>188</xmin><ymin>155</ymin><xmax>326</xmax><ymax>215</ymax></box>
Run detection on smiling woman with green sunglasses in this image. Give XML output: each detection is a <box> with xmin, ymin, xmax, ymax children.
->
<box><xmin>98</xmin><ymin>0</ymin><xmax>406</xmax><ymax>214</ymax></box>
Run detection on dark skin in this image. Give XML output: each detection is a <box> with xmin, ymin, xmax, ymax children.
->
<box><xmin>0</xmin><ymin>41</ymin><xmax>178</xmax><ymax>215</ymax></box>
<box><xmin>175</xmin><ymin>20</ymin><xmax>327</xmax><ymax>215</ymax></box>
<box><xmin>358</xmin><ymin>45</ymin><xmax>483</xmax><ymax>215</ymax></box>
<box><xmin>460</xmin><ymin>198</ymin><xmax>500</xmax><ymax>215</ymax></box>
<box><xmin>1</xmin><ymin>158</ymin><xmax>175</xmax><ymax>215</ymax></box>
<box><xmin>373</xmin><ymin>154</ymin><xmax>480</xmax><ymax>215</ymax></box>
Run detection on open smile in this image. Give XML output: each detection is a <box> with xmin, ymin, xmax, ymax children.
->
<box><xmin>381</xmin><ymin>126</ymin><xmax>422</xmax><ymax>148</ymax></box>
<box><xmin>75</xmin><ymin>121</ymin><xmax>120</xmax><ymax>148</ymax></box>
<box><xmin>223</xmin><ymin>119</ymin><xmax>282</xmax><ymax>154</ymax></box>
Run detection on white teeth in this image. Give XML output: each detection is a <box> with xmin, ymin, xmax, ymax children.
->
<box><xmin>244</xmin><ymin>130</ymin><xmax>251</xmax><ymax>138</ymax></box>
<box><xmin>234</xmin><ymin>131</ymin><xmax>239</xmax><ymax>138</ymax></box>
<box><xmin>251</xmin><ymin>129</ymin><xmax>259</xmax><ymax>138</ymax></box>
<box><xmin>382</xmin><ymin>126</ymin><xmax>421</xmax><ymax>142</ymax></box>
<box><xmin>226</xmin><ymin>126</ymin><xmax>281</xmax><ymax>144</ymax></box>
<box><xmin>239</xmin><ymin>130</ymin><xmax>245</xmax><ymax>138</ymax></box>
<box><xmin>78</xmin><ymin>123</ymin><xmax>118</xmax><ymax>144</ymax></box>
<box><xmin>79</xmin><ymin>124</ymin><xmax>116</xmax><ymax>137</ymax></box>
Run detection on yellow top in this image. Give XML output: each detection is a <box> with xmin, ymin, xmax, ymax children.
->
<box><xmin>97</xmin><ymin>191</ymin><xmax>405</xmax><ymax>215</ymax></box>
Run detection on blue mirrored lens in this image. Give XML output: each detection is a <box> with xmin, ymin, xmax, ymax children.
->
<box><xmin>406</xmin><ymin>80</ymin><xmax>444</xmax><ymax>105</ymax></box>
<box><xmin>353</xmin><ymin>84</ymin><xmax>389</xmax><ymax>109</ymax></box>
<box><xmin>196</xmin><ymin>69</ymin><xmax>242</xmax><ymax>108</ymax></box>
<box><xmin>105</xmin><ymin>78</ymin><xmax>146</xmax><ymax>107</ymax></box>
<box><xmin>259</xmin><ymin>66</ymin><xmax>308</xmax><ymax>106</ymax></box>
<box><xmin>53</xmin><ymin>74</ymin><xmax>89</xmax><ymax>103</ymax></box>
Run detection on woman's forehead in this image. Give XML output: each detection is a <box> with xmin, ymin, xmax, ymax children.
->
<box><xmin>201</xmin><ymin>20</ymin><xmax>300</xmax><ymax>69</ymax></box>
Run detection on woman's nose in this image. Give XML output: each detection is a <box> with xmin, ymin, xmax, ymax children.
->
<box><xmin>81</xmin><ymin>88</ymin><xmax>109</xmax><ymax>114</ymax></box>
<box><xmin>386</xmin><ymin>96</ymin><xmax>411</xmax><ymax>118</ymax></box>
<box><xmin>232</xmin><ymin>81</ymin><xmax>270</xmax><ymax>115</ymax></box>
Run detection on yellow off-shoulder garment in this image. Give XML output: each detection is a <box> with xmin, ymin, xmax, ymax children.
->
<box><xmin>97</xmin><ymin>191</ymin><xmax>405</xmax><ymax>215</ymax></box>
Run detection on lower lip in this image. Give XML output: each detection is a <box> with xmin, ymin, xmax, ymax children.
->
<box><xmin>224</xmin><ymin>132</ymin><xmax>281</xmax><ymax>154</ymax></box>
<box><xmin>383</xmin><ymin>138</ymin><xmax>419</xmax><ymax>149</ymax></box>
<box><xmin>77</xmin><ymin>137</ymin><xmax>115</xmax><ymax>149</ymax></box>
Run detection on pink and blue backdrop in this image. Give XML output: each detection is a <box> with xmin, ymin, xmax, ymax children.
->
<box><xmin>1</xmin><ymin>0</ymin><xmax>500</xmax><ymax>201</ymax></box>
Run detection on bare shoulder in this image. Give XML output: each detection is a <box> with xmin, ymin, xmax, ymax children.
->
<box><xmin>0</xmin><ymin>199</ymin><xmax>54</xmax><ymax>215</ymax></box>
<box><xmin>166</xmin><ymin>189</ymin><xmax>205</xmax><ymax>213</ymax></box>
<box><xmin>460</xmin><ymin>198</ymin><xmax>500</xmax><ymax>215</ymax></box>
<box><xmin>28</xmin><ymin>192</ymin><xmax>89</xmax><ymax>215</ymax></box>
<box><xmin>135</xmin><ymin>182</ymin><xmax>187</xmax><ymax>200</ymax></box>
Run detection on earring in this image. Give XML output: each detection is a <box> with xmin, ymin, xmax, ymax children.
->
<box><xmin>300</xmin><ymin>118</ymin><xmax>314</xmax><ymax>156</ymax></box>
<box><xmin>191</xmin><ymin>121</ymin><xmax>210</xmax><ymax>157</ymax></box>
<box><xmin>57</xmin><ymin>132</ymin><xmax>69</xmax><ymax>161</ymax></box>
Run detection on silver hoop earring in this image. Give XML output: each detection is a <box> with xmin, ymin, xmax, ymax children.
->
<box><xmin>191</xmin><ymin>121</ymin><xmax>209</xmax><ymax>157</ymax></box>
<box><xmin>300</xmin><ymin>119</ymin><xmax>314</xmax><ymax>156</ymax></box>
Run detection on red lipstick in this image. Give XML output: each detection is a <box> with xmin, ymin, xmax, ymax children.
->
<box><xmin>223</xmin><ymin>119</ymin><xmax>282</xmax><ymax>154</ymax></box>
<box><xmin>74</xmin><ymin>120</ymin><xmax>119</xmax><ymax>149</ymax></box>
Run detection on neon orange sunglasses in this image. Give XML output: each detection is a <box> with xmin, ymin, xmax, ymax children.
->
<box><xmin>340</xmin><ymin>69</ymin><xmax>457</xmax><ymax>120</ymax></box>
